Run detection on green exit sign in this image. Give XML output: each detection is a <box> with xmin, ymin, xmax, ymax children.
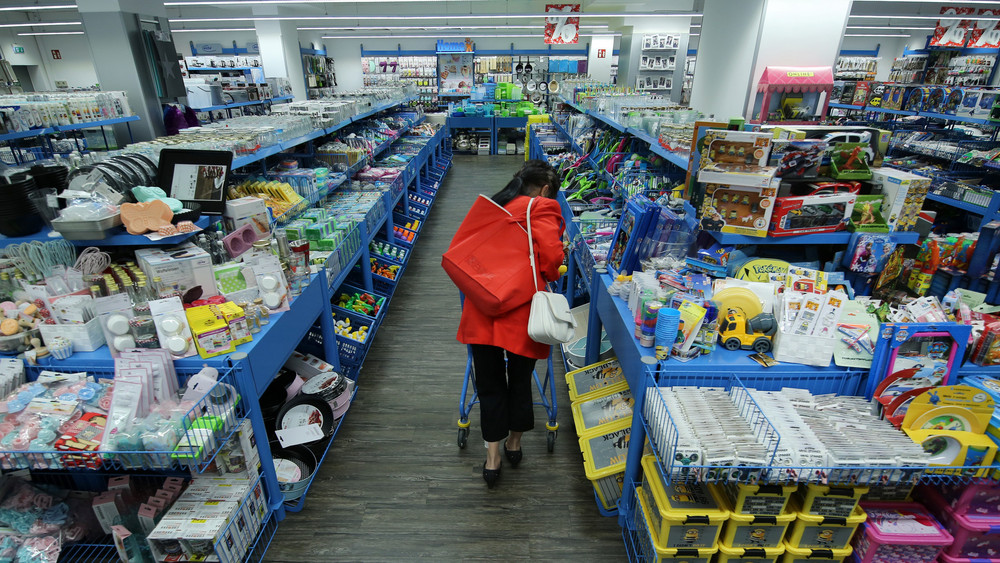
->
<box><xmin>12</xmin><ymin>46</ymin><xmax>24</xmax><ymax>54</ymax></box>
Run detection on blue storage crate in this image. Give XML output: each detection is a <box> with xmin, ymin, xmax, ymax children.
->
<box><xmin>332</xmin><ymin>282</ymin><xmax>388</xmax><ymax>322</ymax></box>
<box><xmin>346</xmin><ymin>261</ymin><xmax>400</xmax><ymax>296</ymax></box>
<box><xmin>328</xmin><ymin>310</ymin><xmax>376</xmax><ymax>367</ymax></box>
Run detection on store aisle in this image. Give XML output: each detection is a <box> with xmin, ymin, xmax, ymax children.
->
<box><xmin>265</xmin><ymin>155</ymin><xmax>625</xmax><ymax>561</ymax></box>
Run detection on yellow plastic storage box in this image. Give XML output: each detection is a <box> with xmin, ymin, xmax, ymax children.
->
<box><xmin>717</xmin><ymin>544</ymin><xmax>785</xmax><ymax>563</ymax></box>
<box><xmin>785</xmin><ymin>500</ymin><xmax>866</xmax><ymax>550</ymax></box>
<box><xmin>570</xmin><ymin>382</ymin><xmax>633</xmax><ymax>437</ymax></box>
<box><xmin>716</xmin><ymin>483</ymin><xmax>798</xmax><ymax>516</ymax></box>
<box><xmin>721</xmin><ymin>504</ymin><xmax>795</xmax><ymax>549</ymax></box>
<box><xmin>780</xmin><ymin>543</ymin><xmax>852</xmax><ymax>563</ymax></box>
<box><xmin>639</xmin><ymin>455</ymin><xmax>728</xmax><ymax>549</ymax></box>
<box><xmin>634</xmin><ymin>486</ymin><xmax>719</xmax><ymax>563</ymax></box>
<box><xmin>579</xmin><ymin>418</ymin><xmax>632</xmax><ymax>511</ymax></box>
<box><xmin>798</xmin><ymin>485</ymin><xmax>868</xmax><ymax>518</ymax></box>
<box><xmin>565</xmin><ymin>357</ymin><xmax>625</xmax><ymax>402</ymax></box>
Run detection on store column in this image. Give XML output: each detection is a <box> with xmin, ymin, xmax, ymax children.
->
<box><xmin>254</xmin><ymin>10</ymin><xmax>307</xmax><ymax>101</ymax></box>
<box><xmin>690</xmin><ymin>0</ymin><xmax>853</xmax><ymax>119</ymax></box>
<box><xmin>78</xmin><ymin>0</ymin><xmax>183</xmax><ymax>142</ymax></box>
<box><xmin>587</xmin><ymin>35</ymin><xmax>616</xmax><ymax>83</ymax></box>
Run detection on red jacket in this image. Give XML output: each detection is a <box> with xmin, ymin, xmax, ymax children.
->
<box><xmin>457</xmin><ymin>196</ymin><xmax>566</xmax><ymax>360</ymax></box>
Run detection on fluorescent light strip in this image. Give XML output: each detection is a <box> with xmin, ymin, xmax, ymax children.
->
<box><xmin>850</xmin><ymin>14</ymin><xmax>1000</xmax><ymax>21</ymax></box>
<box><xmin>17</xmin><ymin>30</ymin><xmax>83</xmax><ymax>35</ymax></box>
<box><xmin>0</xmin><ymin>21</ymin><xmax>80</xmax><ymax>28</ymax></box>
<box><xmin>171</xmin><ymin>28</ymin><xmax>256</xmax><ymax>32</ymax></box>
<box><xmin>0</xmin><ymin>4</ymin><xmax>76</xmax><ymax>11</ymax></box>
<box><xmin>846</xmin><ymin>25</ymin><xmax>936</xmax><ymax>30</ymax></box>
<box><xmin>844</xmin><ymin>33</ymin><xmax>913</xmax><ymax>37</ymax></box>
<box><xmin>167</xmin><ymin>0</ymin><xmax>480</xmax><ymax>4</ymax></box>
<box><xmin>171</xmin><ymin>13</ymin><xmax>700</xmax><ymax>23</ymax></box>
<box><xmin>322</xmin><ymin>33</ymin><xmax>621</xmax><ymax>39</ymax></box>
<box><xmin>298</xmin><ymin>24</ymin><xmax>608</xmax><ymax>30</ymax></box>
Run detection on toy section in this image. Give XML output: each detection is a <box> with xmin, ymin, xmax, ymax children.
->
<box><xmin>3</xmin><ymin>2</ymin><xmax>1000</xmax><ymax>559</ymax></box>
<box><xmin>528</xmin><ymin>50</ymin><xmax>1000</xmax><ymax>561</ymax></box>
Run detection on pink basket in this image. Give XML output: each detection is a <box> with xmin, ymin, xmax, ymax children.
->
<box><xmin>923</xmin><ymin>485</ymin><xmax>1000</xmax><ymax>560</ymax></box>
<box><xmin>852</xmin><ymin>501</ymin><xmax>953</xmax><ymax>563</ymax></box>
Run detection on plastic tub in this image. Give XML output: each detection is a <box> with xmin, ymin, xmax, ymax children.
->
<box><xmin>718</xmin><ymin>543</ymin><xmax>785</xmax><ymax>563</ymax></box>
<box><xmin>579</xmin><ymin>418</ymin><xmax>632</xmax><ymax>512</ymax></box>
<box><xmin>799</xmin><ymin>484</ymin><xmax>869</xmax><ymax>519</ymax></box>
<box><xmin>565</xmin><ymin>357</ymin><xmax>625</xmax><ymax>402</ymax></box>
<box><xmin>939</xmin><ymin>553</ymin><xmax>1000</xmax><ymax>563</ymax></box>
<box><xmin>716</xmin><ymin>483</ymin><xmax>798</xmax><ymax>516</ymax></box>
<box><xmin>634</xmin><ymin>486</ymin><xmax>718</xmax><ymax>562</ymax></box>
<box><xmin>639</xmin><ymin>455</ymin><xmax>729</xmax><ymax>549</ymax></box>
<box><xmin>926</xmin><ymin>483</ymin><xmax>1000</xmax><ymax>517</ymax></box>
<box><xmin>780</xmin><ymin>543</ymin><xmax>852</xmax><ymax>563</ymax></box>
<box><xmin>721</xmin><ymin>504</ymin><xmax>796</xmax><ymax>549</ymax></box>
<box><xmin>570</xmin><ymin>383</ymin><xmax>632</xmax><ymax>437</ymax></box>
<box><xmin>786</xmin><ymin>500</ymin><xmax>866</xmax><ymax>550</ymax></box>
<box><xmin>852</xmin><ymin>501</ymin><xmax>953</xmax><ymax>563</ymax></box>
<box><xmin>923</xmin><ymin>484</ymin><xmax>1000</xmax><ymax>560</ymax></box>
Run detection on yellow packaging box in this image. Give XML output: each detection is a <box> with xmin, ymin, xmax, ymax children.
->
<box><xmin>634</xmin><ymin>485</ymin><xmax>718</xmax><ymax>562</ymax></box>
<box><xmin>570</xmin><ymin>382</ymin><xmax>632</xmax><ymax>437</ymax></box>
<box><xmin>211</xmin><ymin>302</ymin><xmax>253</xmax><ymax>346</ymax></box>
<box><xmin>780</xmin><ymin>542</ymin><xmax>852</xmax><ymax>563</ymax></box>
<box><xmin>579</xmin><ymin>418</ymin><xmax>632</xmax><ymax>511</ymax></box>
<box><xmin>717</xmin><ymin>543</ymin><xmax>785</xmax><ymax>563</ymax></box>
<box><xmin>185</xmin><ymin>305</ymin><xmax>236</xmax><ymax>359</ymax></box>
<box><xmin>565</xmin><ymin>357</ymin><xmax>625</xmax><ymax>402</ymax></box>
<box><xmin>715</xmin><ymin>483</ymin><xmax>798</xmax><ymax>516</ymax></box>
<box><xmin>785</xmin><ymin>500</ymin><xmax>865</xmax><ymax>550</ymax></box>
<box><xmin>797</xmin><ymin>485</ymin><xmax>868</xmax><ymax>519</ymax></box>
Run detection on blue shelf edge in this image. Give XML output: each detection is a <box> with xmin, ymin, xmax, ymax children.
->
<box><xmin>926</xmin><ymin>192</ymin><xmax>990</xmax><ymax>215</ymax></box>
<box><xmin>706</xmin><ymin>229</ymin><xmax>920</xmax><ymax>246</ymax></box>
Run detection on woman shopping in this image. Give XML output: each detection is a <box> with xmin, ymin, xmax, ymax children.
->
<box><xmin>451</xmin><ymin>160</ymin><xmax>566</xmax><ymax>489</ymax></box>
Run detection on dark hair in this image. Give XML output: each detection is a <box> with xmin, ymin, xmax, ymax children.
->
<box><xmin>491</xmin><ymin>160</ymin><xmax>560</xmax><ymax>207</ymax></box>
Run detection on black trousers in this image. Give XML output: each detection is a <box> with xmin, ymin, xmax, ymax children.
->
<box><xmin>469</xmin><ymin>344</ymin><xmax>536</xmax><ymax>442</ymax></box>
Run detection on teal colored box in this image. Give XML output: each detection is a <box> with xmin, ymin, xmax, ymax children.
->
<box><xmin>306</xmin><ymin>220</ymin><xmax>334</xmax><ymax>241</ymax></box>
<box><xmin>301</xmin><ymin>208</ymin><xmax>328</xmax><ymax>223</ymax></box>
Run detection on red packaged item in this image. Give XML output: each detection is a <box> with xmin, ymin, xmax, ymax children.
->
<box><xmin>53</xmin><ymin>412</ymin><xmax>106</xmax><ymax>469</ymax></box>
<box><xmin>769</xmin><ymin>182</ymin><xmax>859</xmax><ymax>237</ymax></box>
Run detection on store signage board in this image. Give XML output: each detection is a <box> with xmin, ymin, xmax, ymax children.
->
<box><xmin>931</xmin><ymin>6</ymin><xmax>975</xmax><ymax>47</ymax></box>
<box><xmin>11</xmin><ymin>45</ymin><xmax>24</xmax><ymax>55</ymax></box>
<box><xmin>544</xmin><ymin>4</ymin><xmax>580</xmax><ymax>44</ymax></box>
<box><xmin>436</xmin><ymin>39</ymin><xmax>473</xmax><ymax>53</ymax></box>
<box><xmin>194</xmin><ymin>42</ymin><xmax>224</xmax><ymax>55</ymax></box>
<box><xmin>969</xmin><ymin>9</ymin><xmax>1000</xmax><ymax>49</ymax></box>
<box><xmin>245</xmin><ymin>41</ymin><xmax>259</xmax><ymax>54</ymax></box>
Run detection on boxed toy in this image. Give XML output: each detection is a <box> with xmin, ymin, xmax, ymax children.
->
<box><xmin>699</xmin><ymin>180</ymin><xmax>779</xmax><ymax>238</ymax></box>
<box><xmin>769</xmin><ymin>183</ymin><xmax>858</xmax><ymax>237</ymax></box>
<box><xmin>769</xmin><ymin>140</ymin><xmax>828</xmax><ymax>178</ymax></box>
<box><xmin>830</xmin><ymin>143</ymin><xmax>872</xmax><ymax>181</ymax></box>
<box><xmin>851</xmin><ymin>81</ymin><xmax>871</xmax><ymax>107</ymax></box>
<box><xmin>866</xmin><ymin>82</ymin><xmax>888</xmax><ymax>108</ymax></box>
<box><xmin>960</xmin><ymin>88</ymin><xmax>1000</xmax><ymax>118</ymax></box>
<box><xmin>903</xmin><ymin>86</ymin><xmax>923</xmax><ymax>112</ymax></box>
<box><xmin>846</xmin><ymin>232</ymin><xmax>898</xmax><ymax>274</ymax></box>
<box><xmin>135</xmin><ymin>243</ymin><xmax>219</xmax><ymax>299</ymax></box>
<box><xmin>884</xmin><ymin>85</ymin><xmax>905</xmax><ymax>110</ymax></box>
<box><xmin>697</xmin><ymin>130</ymin><xmax>777</xmax><ymax>188</ymax></box>
<box><xmin>870</xmin><ymin>167</ymin><xmax>931</xmax><ymax>231</ymax></box>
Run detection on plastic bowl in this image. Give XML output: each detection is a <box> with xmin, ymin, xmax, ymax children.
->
<box><xmin>0</xmin><ymin>328</ymin><xmax>41</xmax><ymax>355</ymax></box>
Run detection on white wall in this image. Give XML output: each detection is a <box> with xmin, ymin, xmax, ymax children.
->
<box><xmin>0</xmin><ymin>30</ymin><xmax>53</xmax><ymax>90</ymax></box>
<box><xmin>34</xmin><ymin>35</ymin><xmax>99</xmax><ymax>88</ymax></box>
<box><xmin>171</xmin><ymin>31</ymin><xmax>261</xmax><ymax>57</ymax></box>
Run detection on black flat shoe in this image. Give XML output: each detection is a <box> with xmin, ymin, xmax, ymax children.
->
<box><xmin>483</xmin><ymin>460</ymin><xmax>501</xmax><ymax>489</ymax></box>
<box><xmin>504</xmin><ymin>441</ymin><xmax>523</xmax><ymax>468</ymax></box>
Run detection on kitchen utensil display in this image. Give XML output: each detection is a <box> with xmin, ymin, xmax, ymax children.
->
<box><xmin>538</xmin><ymin>80</ymin><xmax>548</xmax><ymax>93</ymax></box>
<box><xmin>515</xmin><ymin>56</ymin><xmax>524</xmax><ymax>75</ymax></box>
<box><xmin>549</xmin><ymin>79</ymin><xmax>560</xmax><ymax>93</ymax></box>
<box><xmin>524</xmin><ymin>58</ymin><xmax>533</xmax><ymax>74</ymax></box>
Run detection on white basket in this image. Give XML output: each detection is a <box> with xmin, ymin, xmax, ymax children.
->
<box><xmin>38</xmin><ymin>318</ymin><xmax>106</xmax><ymax>352</ymax></box>
<box><xmin>772</xmin><ymin>326</ymin><xmax>836</xmax><ymax>367</ymax></box>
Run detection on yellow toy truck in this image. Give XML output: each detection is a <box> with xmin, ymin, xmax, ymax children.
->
<box><xmin>719</xmin><ymin>310</ymin><xmax>777</xmax><ymax>354</ymax></box>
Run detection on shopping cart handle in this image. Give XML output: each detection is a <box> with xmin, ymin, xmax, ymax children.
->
<box><xmin>558</xmin><ymin>265</ymin><xmax>568</xmax><ymax>276</ymax></box>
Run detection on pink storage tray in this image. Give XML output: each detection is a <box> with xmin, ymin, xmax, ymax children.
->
<box><xmin>939</xmin><ymin>553</ymin><xmax>1000</xmax><ymax>563</ymax></box>
<box><xmin>853</xmin><ymin>501</ymin><xmax>953</xmax><ymax>563</ymax></box>
<box><xmin>923</xmin><ymin>484</ymin><xmax>1000</xmax><ymax>560</ymax></box>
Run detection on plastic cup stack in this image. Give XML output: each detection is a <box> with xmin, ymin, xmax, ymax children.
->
<box><xmin>655</xmin><ymin>308</ymin><xmax>680</xmax><ymax>360</ymax></box>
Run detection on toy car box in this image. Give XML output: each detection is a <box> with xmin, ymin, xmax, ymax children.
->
<box><xmin>697</xmin><ymin>130</ymin><xmax>777</xmax><ymax>188</ymax></box>
<box><xmin>699</xmin><ymin>180</ymin><xmax>779</xmax><ymax>238</ymax></box>
<box><xmin>769</xmin><ymin>140</ymin><xmax>829</xmax><ymax>179</ymax></box>
<box><xmin>960</xmin><ymin>88</ymin><xmax>999</xmax><ymax>118</ymax></box>
<box><xmin>769</xmin><ymin>183</ymin><xmax>858</xmax><ymax>237</ymax></box>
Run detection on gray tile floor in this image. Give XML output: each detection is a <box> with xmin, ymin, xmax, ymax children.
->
<box><xmin>263</xmin><ymin>155</ymin><xmax>625</xmax><ymax>561</ymax></box>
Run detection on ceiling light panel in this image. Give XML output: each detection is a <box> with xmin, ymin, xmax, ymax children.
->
<box><xmin>170</xmin><ymin>12</ymin><xmax>700</xmax><ymax>23</ymax></box>
<box><xmin>0</xmin><ymin>4</ymin><xmax>76</xmax><ymax>11</ymax></box>
<box><xmin>0</xmin><ymin>21</ymin><xmax>81</xmax><ymax>28</ymax></box>
<box><xmin>17</xmin><ymin>30</ymin><xmax>84</xmax><ymax>35</ymax></box>
<box><xmin>846</xmin><ymin>25</ymin><xmax>936</xmax><ymax>30</ymax></box>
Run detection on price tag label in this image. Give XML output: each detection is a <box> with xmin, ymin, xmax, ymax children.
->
<box><xmin>275</xmin><ymin>423</ymin><xmax>324</xmax><ymax>447</ymax></box>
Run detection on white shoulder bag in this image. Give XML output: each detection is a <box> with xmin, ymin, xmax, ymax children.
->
<box><xmin>525</xmin><ymin>197</ymin><xmax>578</xmax><ymax>345</ymax></box>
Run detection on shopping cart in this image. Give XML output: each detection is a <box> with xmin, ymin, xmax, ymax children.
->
<box><xmin>455</xmin><ymin>294</ymin><xmax>559</xmax><ymax>452</ymax></box>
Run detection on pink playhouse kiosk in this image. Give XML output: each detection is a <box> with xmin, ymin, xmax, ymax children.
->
<box><xmin>750</xmin><ymin>65</ymin><xmax>834</xmax><ymax>125</ymax></box>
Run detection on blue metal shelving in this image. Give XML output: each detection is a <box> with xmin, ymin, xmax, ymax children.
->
<box><xmin>706</xmin><ymin>229</ymin><xmax>920</xmax><ymax>246</ymax></box>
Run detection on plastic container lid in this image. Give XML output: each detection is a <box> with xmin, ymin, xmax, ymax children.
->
<box><xmin>565</xmin><ymin>357</ymin><xmax>625</xmax><ymax>403</ymax></box>
<box><xmin>717</xmin><ymin>543</ymin><xmax>785</xmax><ymax>560</ymax></box>
<box><xmin>641</xmin><ymin>454</ymin><xmax>728</xmax><ymax>516</ymax></box>
<box><xmin>781</xmin><ymin>542</ymin><xmax>853</xmax><ymax>560</ymax></box>
<box><xmin>858</xmin><ymin>501</ymin><xmax>954</xmax><ymax>546</ymax></box>
<box><xmin>579</xmin><ymin>418</ymin><xmax>631</xmax><ymax>480</ymax></box>
<box><xmin>570</xmin><ymin>382</ymin><xmax>632</xmax><ymax>436</ymax></box>
<box><xmin>793</xmin><ymin>501</ymin><xmax>867</xmax><ymax>526</ymax></box>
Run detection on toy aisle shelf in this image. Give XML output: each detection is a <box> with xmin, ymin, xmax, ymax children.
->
<box><xmin>706</xmin><ymin>229</ymin><xmax>921</xmax><ymax>246</ymax></box>
<box><xmin>555</xmin><ymin>97</ymin><xmax>689</xmax><ymax>170</ymax></box>
<box><xmin>827</xmin><ymin>103</ymin><xmax>999</xmax><ymax>127</ymax></box>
